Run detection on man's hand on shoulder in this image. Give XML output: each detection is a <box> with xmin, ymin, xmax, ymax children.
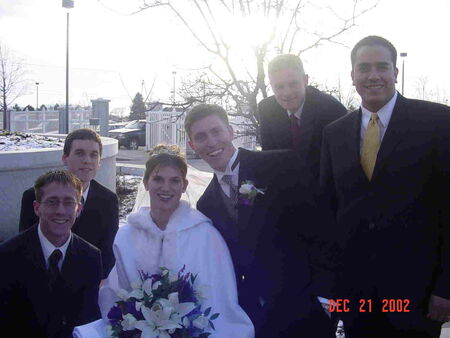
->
<box><xmin>427</xmin><ymin>294</ymin><xmax>450</xmax><ymax>322</ymax></box>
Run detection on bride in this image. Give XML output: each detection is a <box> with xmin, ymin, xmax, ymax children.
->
<box><xmin>74</xmin><ymin>145</ymin><xmax>254</xmax><ymax>337</ymax></box>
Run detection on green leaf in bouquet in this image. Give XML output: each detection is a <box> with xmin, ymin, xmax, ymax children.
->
<box><xmin>203</xmin><ymin>306</ymin><xmax>211</xmax><ymax>316</ymax></box>
<box><xmin>199</xmin><ymin>333</ymin><xmax>211</xmax><ymax>338</ymax></box>
<box><xmin>209</xmin><ymin>313</ymin><xmax>220</xmax><ymax>320</ymax></box>
<box><xmin>209</xmin><ymin>319</ymin><xmax>216</xmax><ymax>330</ymax></box>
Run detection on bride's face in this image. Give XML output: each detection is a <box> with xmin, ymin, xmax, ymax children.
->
<box><xmin>144</xmin><ymin>165</ymin><xmax>188</xmax><ymax>212</ymax></box>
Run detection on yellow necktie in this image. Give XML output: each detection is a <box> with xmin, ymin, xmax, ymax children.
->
<box><xmin>361</xmin><ymin>112</ymin><xmax>380</xmax><ymax>180</ymax></box>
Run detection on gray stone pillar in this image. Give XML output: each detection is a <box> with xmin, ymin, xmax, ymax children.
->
<box><xmin>91</xmin><ymin>98</ymin><xmax>110</xmax><ymax>136</ymax></box>
<box><xmin>59</xmin><ymin>108</ymin><xmax>68</xmax><ymax>134</ymax></box>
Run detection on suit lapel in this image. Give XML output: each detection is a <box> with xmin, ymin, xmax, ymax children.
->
<box><xmin>204</xmin><ymin>175</ymin><xmax>234</xmax><ymax>227</ymax></box>
<box><xmin>298</xmin><ymin>95</ymin><xmax>317</xmax><ymax>157</ymax></box>
<box><xmin>237</xmin><ymin>150</ymin><xmax>254</xmax><ymax>231</ymax></box>
<box><xmin>61</xmin><ymin>236</ymin><xmax>82</xmax><ymax>292</ymax></box>
<box><xmin>276</xmin><ymin>108</ymin><xmax>293</xmax><ymax>148</ymax></box>
<box><xmin>25</xmin><ymin>226</ymin><xmax>47</xmax><ymax>273</ymax></box>
<box><xmin>372</xmin><ymin>95</ymin><xmax>406</xmax><ymax>180</ymax></box>
<box><xmin>343</xmin><ymin>110</ymin><xmax>367</xmax><ymax>182</ymax></box>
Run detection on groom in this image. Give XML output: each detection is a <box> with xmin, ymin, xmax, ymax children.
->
<box><xmin>185</xmin><ymin>104</ymin><xmax>334</xmax><ymax>337</ymax></box>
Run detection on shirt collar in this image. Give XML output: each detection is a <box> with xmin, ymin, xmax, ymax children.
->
<box><xmin>361</xmin><ymin>91</ymin><xmax>397</xmax><ymax>129</ymax></box>
<box><xmin>38</xmin><ymin>224</ymin><xmax>71</xmax><ymax>268</ymax></box>
<box><xmin>82</xmin><ymin>182</ymin><xmax>90</xmax><ymax>202</ymax></box>
<box><xmin>287</xmin><ymin>100</ymin><xmax>305</xmax><ymax>120</ymax></box>
<box><xmin>214</xmin><ymin>149</ymin><xmax>239</xmax><ymax>183</ymax></box>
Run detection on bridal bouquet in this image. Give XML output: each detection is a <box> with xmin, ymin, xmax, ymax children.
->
<box><xmin>107</xmin><ymin>266</ymin><xmax>219</xmax><ymax>338</ymax></box>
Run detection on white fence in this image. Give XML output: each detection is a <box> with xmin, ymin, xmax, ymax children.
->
<box><xmin>146</xmin><ymin>110</ymin><xmax>187</xmax><ymax>153</ymax></box>
<box><xmin>9</xmin><ymin>110</ymin><xmax>92</xmax><ymax>134</ymax></box>
<box><xmin>145</xmin><ymin>109</ymin><xmax>257</xmax><ymax>153</ymax></box>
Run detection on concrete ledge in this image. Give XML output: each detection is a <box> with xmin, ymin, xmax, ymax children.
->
<box><xmin>0</xmin><ymin>135</ymin><xmax>118</xmax><ymax>242</ymax></box>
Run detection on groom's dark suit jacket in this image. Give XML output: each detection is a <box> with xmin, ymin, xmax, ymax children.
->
<box><xmin>198</xmin><ymin>148</ymin><xmax>334</xmax><ymax>337</ymax></box>
<box><xmin>258</xmin><ymin>86</ymin><xmax>347</xmax><ymax>181</ymax></box>
<box><xmin>320</xmin><ymin>93</ymin><xmax>450</xmax><ymax>335</ymax></box>
<box><xmin>19</xmin><ymin>179</ymin><xmax>119</xmax><ymax>278</ymax></box>
<box><xmin>0</xmin><ymin>226</ymin><xmax>102</xmax><ymax>338</ymax></box>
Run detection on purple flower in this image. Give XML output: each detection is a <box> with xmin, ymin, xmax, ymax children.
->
<box><xmin>107</xmin><ymin>305</ymin><xmax>122</xmax><ymax>325</ymax></box>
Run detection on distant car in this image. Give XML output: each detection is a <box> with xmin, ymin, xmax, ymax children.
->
<box><xmin>108</xmin><ymin>120</ymin><xmax>146</xmax><ymax>150</ymax></box>
<box><xmin>108</xmin><ymin>122</ymin><xmax>127</xmax><ymax>130</ymax></box>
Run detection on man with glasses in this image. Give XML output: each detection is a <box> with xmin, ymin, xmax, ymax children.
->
<box><xmin>0</xmin><ymin>170</ymin><xmax>102</xmax><ymax>337</ymax></box>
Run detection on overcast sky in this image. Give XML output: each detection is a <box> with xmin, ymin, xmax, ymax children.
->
<box><xmin>0</xmin><ymin>0</ymin><xmax>449</xmax><ymax>113</ymax></box>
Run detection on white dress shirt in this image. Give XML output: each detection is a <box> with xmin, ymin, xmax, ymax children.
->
<box><xmin>38</xmin><ymin>224</ymin><xmax>71</xmax><ymax>270</ymax></box>
<box><xmin>360</xmin><ymin>91</ymin><xmax>398</xmax><ymax>152</ymax></box>
<box><xmin>287</xmin><ymin>101</ymin><xmax>305</xmax><ymax>126</ymax></box>
<box><xmin>214</xmin><ymin>149</ymin><xmax>240</xmax><ymax>198</ymax></box>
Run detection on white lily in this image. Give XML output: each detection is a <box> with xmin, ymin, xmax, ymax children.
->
<box><xmin>128</xmin><ymin>288</ymin><xmax>144</xmax><ymax>299</ymax></box>
<box><xmin>134</xmin><ymin>303</ymin><xmax>181</xmax><ymax>338</ymax></box>
<box><xmin>130</xmin><ymin>280</ymin><xmax>142</xmax><ymax>290</ymax></box>
<box><xmin>142</xmin><ymin>278</ymin><xmax>154</xmax><ymax>297</ymax></box>
<box><xmin>192</xmin><ymin>315</ymin><xmax>209</xmax><ymax>330</ymax></box>
<box><xmin>116</xmin><ymin>288</ymin><xmax>129</xmax><ymax>301</ymax></box>
<box><xmin>158</xmin><ymin>292</ymin><xmax>196</xmax><ymax>323</ymax></box>
<box><xmin>239</xmin><ymin>183</ymin><xmax>254</xmax><ymax>194</ymax></box>
<box><xmin>121</xmin><ymin>313</ymin><xmax>137</xmax><ymax>331</ymax></box>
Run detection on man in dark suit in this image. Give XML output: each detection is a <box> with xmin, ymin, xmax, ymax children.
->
<box><xmin>185</xmin><ymin>104</ymin><xmax>334</xmax><ymax>337</ymax></box>
<box><xmin>258</xmin><ymin>54</ymin><xmax>347</xmax><ymax>180</ymax></box>
<box><xmin>19</xmin><ymin>128</ymin><xmax>118</xmax><ymax>278</ymax></box>
<box><xmin>320</xmin><ymin>35</ymin><xmax>450</xmax><ymax>337</ymax></box>
<box><xmin>0</xmin><ymin>170</ymin><xmax>102</xmax><ymax>337</ymax></box>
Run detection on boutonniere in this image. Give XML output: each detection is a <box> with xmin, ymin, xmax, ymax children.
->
<box><xmin>239</xmin><ymin>180</ymin><xmax>266</xmax><ymax>206</ymax></box>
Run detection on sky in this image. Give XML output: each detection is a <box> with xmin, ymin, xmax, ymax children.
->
<box><xmin>0</xmin><ymin>0</ymin><xmax>449</xmax><ymax>115</ymax></box>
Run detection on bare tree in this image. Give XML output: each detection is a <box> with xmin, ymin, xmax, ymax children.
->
<box><xmin>0</xmin><ymin>43</ymin><xmax>27</xmax><ymax>130</ymax></box>
<box><xmin>414</xmin><ymin>76</ymin><xmax>449</xmax><ymax>105</ymax></box>
<box><xmin>101</xmin><ymin>0</ymin><xmax>377</xmax><ymax>140</ymax></box>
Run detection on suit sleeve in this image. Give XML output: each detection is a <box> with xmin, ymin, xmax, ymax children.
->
<box><xmin>19</xmin><ymin>188</ymin><xmax>38</xmax><ymax>232</ymax></box>
<box><xmin>99</xmin><ymin>193</ymin><xmax>119</xmax><ymax>279</ymax></box>
<box><xmin>432</xmin><ymin>111</ymin><xmax>450</xmax><ymax>298</ymax></box>
<box><xmin>257</xmin><ymin>100</ymin><xmax>276</xmax><ymax>150</ymax></box>
<box><xmin>77</xmin><ymin>248</ymin><xmax>102</xmax><ymax>324</ymax></box>
<box><xmin>314</xmin><ymin>127</ymin><xmax>341</xmax><ymax>297</ymax></box>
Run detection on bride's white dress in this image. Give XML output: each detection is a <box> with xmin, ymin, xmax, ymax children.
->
<box><xmin>73</xmin><ymin>200</ymin><xmax>254</xmax><ymax>338</ymax></box>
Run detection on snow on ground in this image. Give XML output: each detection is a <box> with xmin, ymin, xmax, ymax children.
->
<box><xmin>0</xmin><ymin>131</ymin><xmax>63</xmax><ymax>151</ymax></box>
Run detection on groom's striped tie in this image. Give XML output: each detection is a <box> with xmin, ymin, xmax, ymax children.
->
<box><xmin>222</xmin><ymin>174</ymin><xmax>238</xmax><ymax>206</ymax></box>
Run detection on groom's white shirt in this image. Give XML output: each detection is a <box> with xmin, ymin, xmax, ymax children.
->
<box><xmin>214</xmin><ymin>149</ymin><xmax>239</xmax><ymax>198</ymax></box>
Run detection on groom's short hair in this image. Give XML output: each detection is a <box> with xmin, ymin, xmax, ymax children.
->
<box><xmin>185</xmin><ymin>104</ymin><xmax>230</xmax><ymax>137</ymax></box>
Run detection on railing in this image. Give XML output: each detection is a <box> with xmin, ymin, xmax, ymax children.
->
<box><xmin>9</xmin><ymin>110</ymin><xmax>92</xmax><ymax>134</ymax></box>
<box><xmin>146</xmin><ymin>110</ymin><xmax>187</xmax><ymax>153</ymax></box>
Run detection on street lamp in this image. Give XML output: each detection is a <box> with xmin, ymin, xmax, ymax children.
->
<box><xmin>35</xmin><ymin>82</ymin><xmax>39</xmax><ymax>111</ymax></box>
<box><xmin>400</xmin><ymin>52</ymin><xmax>407</xmax><ymax>96</ymax></box>
<box><xmin>172</xmin><ymin>71</ymin><xmax>177</xmax><ymax>105</ymax></box>
<box><xmin>63</xmin><ymin>0</ymin><xmax>74</xmax><ymax>133</ymax></box>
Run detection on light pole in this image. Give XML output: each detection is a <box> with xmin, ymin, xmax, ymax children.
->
<box><xmin>63</xmin><ymin>0</ymin><xmax>74</xmax><ymax>133</ymax></box>
<box><xmin>172</xmin><ymin>71</ymin><xmax>177</xmax><ymax>105</ymax></box>
<box><xmin>400</xmin><ymin>52</ymin><xmax>407</xmax><ymax>96</ymax></box>
<box><xmin>35</xmin><ymin>82</ymin><xmax>39</xmax><ymax>111</ymax></box>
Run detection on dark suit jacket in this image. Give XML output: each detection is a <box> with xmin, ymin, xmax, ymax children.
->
<box><xmin>19</xmin><ymin>179</ymin><xmax>119</xmax><ymax>278</ymax></box>
<box><xmin>258</xmin><ymin>86</ymin><xmax>347</xmax><ymax>180</ymax></box>
<box><xmin>0</xmin><ymin>226</ymin><xmax>102</xmax><ymax>338</ymax></box>
<box><xmin>197</xmin><ymin>148</ymin><xmax>333</xmax><ymax>337</ymax></box>
<box><xmin>320</xmin><ymin>94</ymin><xmax>450</xmax><ymax>331</ymax></box>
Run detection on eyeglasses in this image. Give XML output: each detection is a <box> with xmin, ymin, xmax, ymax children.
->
<box><xmin>41</xmin><ymin>199</ymin><xmax>78</xmax><ymax>208</ymax></box>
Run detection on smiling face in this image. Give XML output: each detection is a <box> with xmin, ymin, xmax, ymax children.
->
<box><xmin>62</xmin><ymin>139</ymin><xmax>100</xmax><ymax>188</ymax></box>
<box><xmin>33</xmin><ymin>182</ymin><xmax>81</xmax><ymax>246</ymax></box>
<box><xmin>269</xmin><ymin>67</ymin><xmax>308</xmax><ymax>112</ymax></box>
<box><xmin>145</xmin><ymin>165</ymin><xmax>188</xmax><ymax>214</ymax></box>
<box><xmin>188</xmin><ymin>114</ymin><xmax>236</xmax><ymax>172</ymax></box>
<box><xmin>351</xmin><ymin>45</ymin><xmax>398</xmax><ymax>112</ymax></box>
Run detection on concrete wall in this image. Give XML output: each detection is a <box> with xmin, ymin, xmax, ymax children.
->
<box><xmin>0</xmin><ymin>136</ymin><xmax>118</xmax><ymax>242</ymax></box>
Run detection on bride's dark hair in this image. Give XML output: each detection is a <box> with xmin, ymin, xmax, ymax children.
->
<box><xmin>143</xmin><ymin>144</ymin><xmax>187</xmax><ymax>183</ymax></box>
